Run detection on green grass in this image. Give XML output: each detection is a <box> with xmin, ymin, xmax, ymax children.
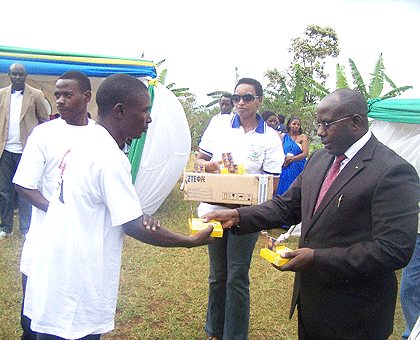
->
<box><xmin>0</xmin><ymin>177</ymin><xmax>407</xmax><ymax>340</ymax></box>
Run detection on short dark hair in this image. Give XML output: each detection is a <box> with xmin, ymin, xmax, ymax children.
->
<box><xmin>277</xmin><ymin>114</ymin><xmax>285</xmax><ymax>124</ymax></box>
<box><xmin>58</xmin><ymin>71</ymin><xmax>91</xmax><ymax>93</ymax></box>
<box><xmin>261</xmin><ymin>110</ymin><xmax>276</xmax><ymax>121</ymax></box>
<box><xmin>220</xmin><ymin>93</ymin><xmax>233</xmax><ymax>105</ymax></box>
<box><xmin>234</xmin><ymin>78</ymin><xmax>263</xmax><ymax>97</ymax></box>
<box><xmin>286</xmin><ymin>116</ymin><xmax>303</xmax><ymax>134</ymax></box>
<box><xmin>96</xmin><ymin>74</ymin><xmax>148</xmax><ymax>115</ymax></box>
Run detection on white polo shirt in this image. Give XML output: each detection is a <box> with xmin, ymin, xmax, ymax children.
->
<box><xmin>199</xmin><ymin>113</ymin><xmax>284</xmax><ymax>175</ymax></box>
<box><xmin>198</xmin><ymin>113</ymin><xmax>284</xmax><ymax>216</ymax></box>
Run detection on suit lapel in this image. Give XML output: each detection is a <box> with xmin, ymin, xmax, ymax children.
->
<box><xmin>20</xmin><ymin>86</ymin><xmax>31</xmax><ymax>122</ymax></box>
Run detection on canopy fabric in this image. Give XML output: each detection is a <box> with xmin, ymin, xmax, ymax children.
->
<box><xmin>368</xmin><ymin>98</ymin><xmax>420</xmax><ymax>125</ymax></box>
<box><xmin>0</xmin><ymin>45</ymin><xmax>157</xmax><ymax>117</ymax></box>
<box><xmin>370</xmin><ymin>120</ymin><xmax>420</xmax><ymax>175</ymax></box>
<box><xmin>0</xmin><ymin>45</ymin><xmax>157</xmax><ymax>78</ymax></box>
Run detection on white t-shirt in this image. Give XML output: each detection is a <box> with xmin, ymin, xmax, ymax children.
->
<box><xmin>23</xmin><ymin>124</ymin><xmax>143</xmax><ymax>339</ymax></box>
<box><xmin>199</xmin><ymin>112</ymin><xmax>234</xmax><ymax>155</ymax></box>
<box><xmin>197</xmin><ymin>113</ymin><xmax>284</xmax><ymax>216</ymax></box>
<box><xmin>6</xmin><ymin>90</ymin><xmax>24</xmax><ymax>153</ymax></box>
<box><xmin>13</xmin><ymin>117</ymin><xmax>95</xmax><ymax>275</ymax></box>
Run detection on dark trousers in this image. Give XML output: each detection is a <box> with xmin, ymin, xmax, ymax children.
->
<box><xmin>21</xmin><ymin>274</ymin><xmax>36</xmax><ymax>340</ymax></box>
<box><xmin>0</xmin><ymin>150</ymin><xmax>32</xmax><ymax>234</ymax></box>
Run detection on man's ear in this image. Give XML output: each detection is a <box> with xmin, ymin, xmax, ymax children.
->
<box><xmin>84</xmin><ymin>91</ymin><xmax>92</xmax><ymax>103</ymax></box>
<box><xmin>113</xmin><ymin>103</ymin><xmax>124</xmax><ymax>119</ymax></box>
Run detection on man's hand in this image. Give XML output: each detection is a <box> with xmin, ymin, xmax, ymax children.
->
<box><xmin>141</xmin><ymin>214</ymin><xmax>161</xmax><ymax>231</ymax></box>
<box><xmin>188</xmin><ymin>225</ymin><xmax>215</xmax><ymax>247</ymax></box>
<box><xmin>272</xmin><ymin>248</ymin><xmax>314</xmax><ymax>272</ymax></box>
<box><xmin>202</xmin><ymin>209</ymin><xmax>240</xmax><ymax>229</ymax></box>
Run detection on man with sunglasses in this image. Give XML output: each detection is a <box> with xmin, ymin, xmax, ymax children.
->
<box><xmin>203</xmin><ymin>88</ymin><xmax>420</xmax><ymax>340</ymax></box>
<box><xmin>196</xmin><ymin>78</ymin><xmax>284</xmax><ymax>340</ymax></box>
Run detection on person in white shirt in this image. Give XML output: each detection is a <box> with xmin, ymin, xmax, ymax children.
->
<box><xmin>22</xmin><ymin>73</ymin><xmax>214</xmax><ymax>340</ymax></box>
<box><xmin>13</xmin><ymin>70</ymin><xmax>95</xmax><ymax>340</ymax></box>
<box><xmin>0</xmin><ymin>62</ymin><xmax>49</xmax><ymax>239</ymax></box>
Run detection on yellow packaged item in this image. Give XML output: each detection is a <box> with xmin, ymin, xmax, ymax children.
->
<box><xmin>260</xmin><ymin>247</ymin><xmax>291</xmax><ymax>266</ymax></box>
<box><xmin>259</xmin><ymin>234</ymin><xmax>292</xmax><ymax>266</ymax></box>
<box><xmin>188</xmin><ymin>218</ymin><xmax>224</xmax><ymax>238</ymax></box>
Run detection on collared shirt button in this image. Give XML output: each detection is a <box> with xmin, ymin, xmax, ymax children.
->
<box><xmin>304</xmin><ymin>238</ymin><xmax>309</xmax><ymax>244</ymax></box>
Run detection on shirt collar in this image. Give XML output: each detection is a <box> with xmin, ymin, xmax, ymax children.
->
<box><xmin>231</xmin><ymin>113</ymin><xmax>265</xmax><ymax>134</ymax></box>
<box><xmin>343</xmin><ymin>130</ymin><xmax>372</xmax><ymax>161</ymax></box>
<box><xmin>11</xmin><ymin>86</ymin><xmax>24</xmax><ymax>94</ymax></box>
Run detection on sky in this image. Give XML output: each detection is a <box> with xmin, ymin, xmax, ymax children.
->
<box><xmin>3</xmin><ymin>0</ymin><xmax>420</xmax><ymax>106</ymax></box>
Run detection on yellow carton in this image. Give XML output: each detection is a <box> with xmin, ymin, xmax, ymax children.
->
<box><xmin>188</xmin><ymin>218</ymin><xmax>224</xmax><ymax>238</ymax></box>
<box><xmin>260</xmin><ymin>246</ymin><xmax>292</xmax><ymax>266</ymax></box>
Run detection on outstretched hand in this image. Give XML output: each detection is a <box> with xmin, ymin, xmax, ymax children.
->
<box><xmin>202</xmin><ymin>209</ymin><xmax>240</xmax><ymax>229</ymax></box>
<box><xmin>272</xmin><ymin>248</ymin><xmax>314</xmax><ymax>272</ymax></box>
<box><xmin>188</xmin><ymin>225</ymin><xmax>214</xmax><ymax>247</ymax></box>
<box><xmin>141</xmin><ymin>214</ymin><xmax>161</xmax><ymax>231</ymax></box>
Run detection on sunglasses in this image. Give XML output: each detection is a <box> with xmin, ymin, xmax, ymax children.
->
<box><xmin>232</xmin><ymin>94</ymin><xmax>261</xmax><ymax>103</ymax></box>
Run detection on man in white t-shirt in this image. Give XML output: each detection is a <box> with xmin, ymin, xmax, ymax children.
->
<box><xmin>22</xmin><ymin>73</ymin><xmax>214</xmax><ymax>340</ymax></box>
<box><xmin>199</xmin><ymin>93</ymin><xmax>234</xmax><ymax>153</ymax></box>
<box><xmin>13</xmin><ymin>70</ymin><xmax>95</xmax><ymax>340</ymax></box>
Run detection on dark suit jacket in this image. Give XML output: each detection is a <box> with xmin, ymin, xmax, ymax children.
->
<box><xmin>0</xmin><ymin>84</ymin><xmax>49</xmax><ymax>158</ymax></box>
<box><xmin>236</xmin><ymin>135</ymin><xmax>420</xmax><ymax>339</ymax></box>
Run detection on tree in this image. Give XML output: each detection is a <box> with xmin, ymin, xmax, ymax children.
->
<box><xmin>178</xmin><ymin>95</ymin><xmax>218</xmax><ymax>150</ymax></box>
<box><xmin>156</xmin><ymin>59</ymin><xmax>193</xmax><ymax>98</ymax></box>
<box><xmin>305</xmin><ymin>53</ymin><xmax>413</xmax><ymax>101</ymax></box>
<box><xmin>262</xmin><ymin>25</ymin><xmax>340</xmax><ymax>143</ymax></box>
<box><xmin>205</xmin><ymin>67</ymin><xmax>240</xmax><ymax>108</ymax></box>
<box><xmin>289</xmin><ymin>24</ymin><xmax>340</xmax><ymax>85</ymax></box>
<box><xmin>348</xmin><ymin>53</ymin><xmax>412</xmax><ymax>100</ymax></box>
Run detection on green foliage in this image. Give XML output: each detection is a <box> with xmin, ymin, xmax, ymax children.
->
<box><xmin>262</xmin><ymin>25</ymin><xmax>340</xmax><ymax>144</ymax></box>
<box><xmin>348</xmin><ymin>58</ymin><xmax>368</xmax><ymax>98</ymax></box>
<box><xmin>307</xmin><ymin>53</ymin><xmax>413</xmax><ymax>102</ymax></box>
<box><xmin>205</xmin><ymin>90</ymin><xmax>230</xmax><ymax>108</ymax></box>
<box><xmin>178</xmin><ymin>95</ymin><xmax>217</xmax><ymax>150</ymax></box>
<box><xmin>289</xmin><ymin>24</ymin><xmax>340</xmax><ymax>84</ymax></box>
<box><xmin>336</xmin><ymin>64</ymin><xmax>349</xmax><ymax>89</ymax></box>
<box><xmin>156</xmin><ymin>60</ymin><xmax>193</xmax><ymax>98</ymax></box>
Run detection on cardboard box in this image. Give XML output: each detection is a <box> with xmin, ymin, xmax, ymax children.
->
<box><xmin>183</xmin><ymin>172</ymin><xmax>273</xmax><ymax>206</ymax></box>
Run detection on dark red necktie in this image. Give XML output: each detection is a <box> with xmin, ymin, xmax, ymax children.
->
<box><xmin>315</xmin><ymin>154</ymin><xmax>346</xmax><ymax>211</ymax></box>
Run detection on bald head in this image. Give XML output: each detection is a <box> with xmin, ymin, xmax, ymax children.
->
<box><xmin>322</xmin><ymin>88</ymin><xmax>368</xmax><ymax>123</ymax></box>
<box><xmin>316</xmin><ymin>89</ymin><xmax>369</xmax><ymax>156</ymax></box>
<box><xmin>8</xmin><ymin>62</ymin><xmax>27</xmax><ymax>91</ymax></box>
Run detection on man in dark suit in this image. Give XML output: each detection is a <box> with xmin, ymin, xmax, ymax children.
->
<box><xmin>0</xmin><ymin>62</ymin><xmax>49</xmax><ymax>238</ymax></box>
<box><xmin>203</xmin><ymin>88</ymin><xmax>420</xmax><ymax>339</ymax></box>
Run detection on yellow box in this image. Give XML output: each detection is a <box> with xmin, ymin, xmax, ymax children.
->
<box><xmin>183</xmin><ymin>172</ymin><xmax>273</xmax><ymax>206</ymax></box>
<box><xmin>188</xmin><ymin>218</ymin><xmax>224</xmax><ymax>238</ymax></box>
<box><xmin>220</xmin><ymin>163</ymin><xmax>246</xmax><ymax>175</ymax></box>
<box><xmin>260</xmin><ymin>246</ymin><xmax>292</xmax><ymax>266</ymax></box>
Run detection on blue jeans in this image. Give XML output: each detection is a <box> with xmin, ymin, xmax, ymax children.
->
<box><xmin>205</xmin><ymin>229</ymin><xmax>259</xmax><ymax>340</ymax></box>
<box><xmin>401</xmin><ymin>233</ymin><xmax>420</xmax><ymax>339</ymax></box>
<box><xmin>0</xmin><ymin>150</ymin><xmax>32</xmax><ymax>234</ymax></box>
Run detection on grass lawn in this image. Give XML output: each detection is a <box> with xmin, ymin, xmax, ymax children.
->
<box><xmin>0</xmin><ymin>178</ymin><xmax>407</xmax><ymax>340</ymax></box>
